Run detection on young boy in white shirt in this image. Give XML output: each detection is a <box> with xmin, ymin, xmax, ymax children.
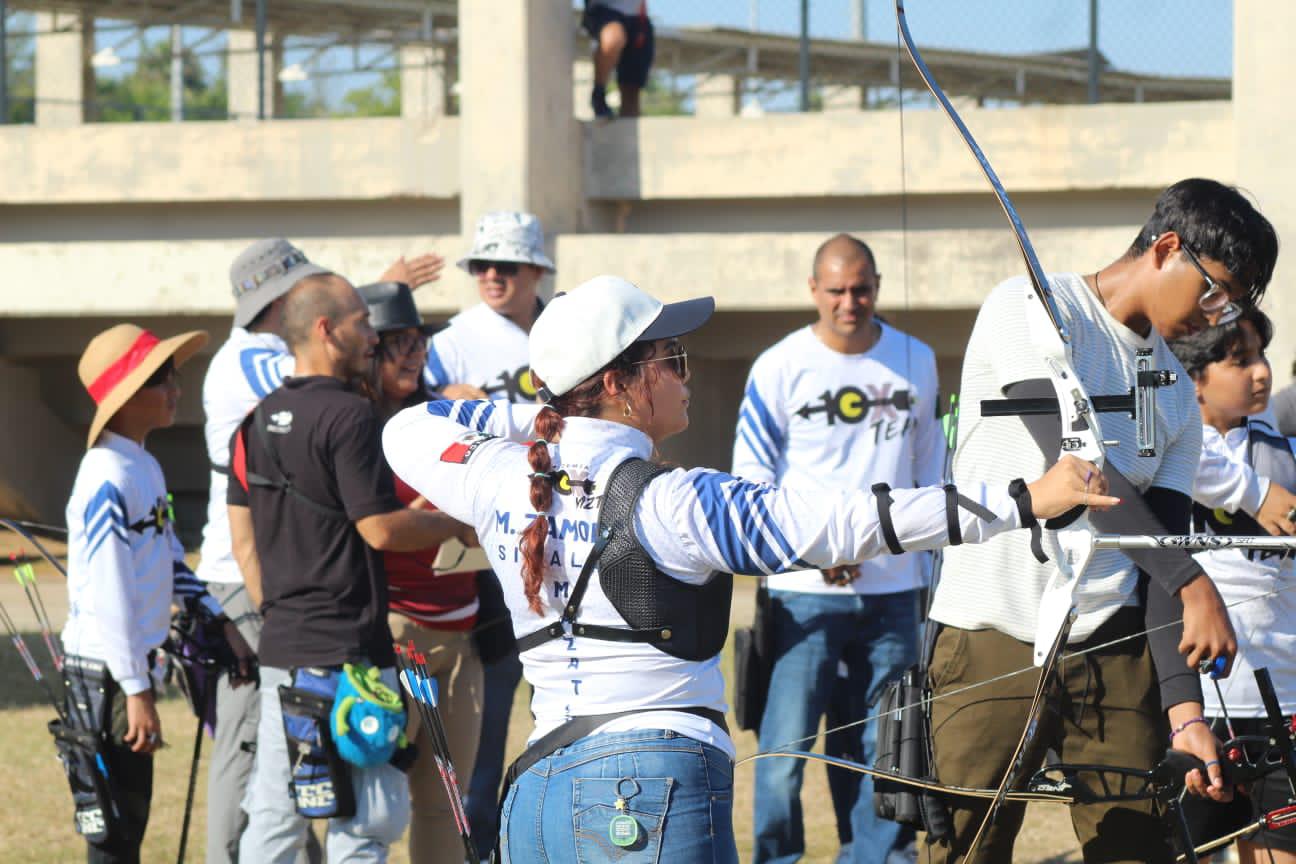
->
<box><xmin>63</xmin><ymin>324</ymin><xmax>253</xmax><ymax>863</ymax></box>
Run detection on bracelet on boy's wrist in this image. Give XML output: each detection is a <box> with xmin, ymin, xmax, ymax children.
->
<box><xmin>1168</xmin><ymin>715</ymin><xmax>1208</xmax><ymax>744</ymax></box>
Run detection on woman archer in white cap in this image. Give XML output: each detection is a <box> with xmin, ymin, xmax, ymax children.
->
<box><xmin>429</xmin><ymin>209</ymin><xmax>557</xmax><ymax>858</ymax></box>
<box><xmin>383</xmin><ymin>276</ymin><xmax>1115</xmax><ymax>862</ymax></box>
<box><xmin>62</xmin><ymin>324</ymin><xmax>254</xmax><ymax>863</ymax></box>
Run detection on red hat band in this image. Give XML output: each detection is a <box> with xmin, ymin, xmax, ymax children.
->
<box><xmin>87</xmin><ymin>330</ymin><xmax>162</xmax><ymax>404</ymax></box>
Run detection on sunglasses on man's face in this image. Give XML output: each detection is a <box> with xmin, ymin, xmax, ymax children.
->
<box><xmin>468</xmin><ymin>260</ymin><xmax>520</xmax><ymax>278</ymax></box>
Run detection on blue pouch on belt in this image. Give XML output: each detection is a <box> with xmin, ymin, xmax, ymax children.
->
<box><xmin>331</xmin><ymin>663</ymin><xmax>408</xmax><ymax>768</ymax></box>
<box><xmin>279</xmin><ymin>667</ymin><xmax>356</xmax><ymax>820</ymax></box>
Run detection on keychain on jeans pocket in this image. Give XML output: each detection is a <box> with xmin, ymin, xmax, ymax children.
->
<box><xmin>610</xmin><ymin>777</ymin><xmax>640</xmax><ymax>847</ymax></box>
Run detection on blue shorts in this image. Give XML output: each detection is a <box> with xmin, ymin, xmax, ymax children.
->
<box><xmin>584</xmin><ymin>4</ymin><xmax>655</xmax><ymax>89</ymax></box>
<box><xmin>499</xmin><ymin>728</ymin><xmax>738</xmax><ymax>863</ymax></box>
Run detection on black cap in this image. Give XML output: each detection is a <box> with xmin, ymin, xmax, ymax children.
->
<box><xmin>358</xmin><ymin>282</ymin><xmax>441</xmax><ymax>336</ymax></box>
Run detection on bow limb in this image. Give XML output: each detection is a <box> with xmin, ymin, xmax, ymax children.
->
<box><xmin>0</xmin><ymin>518</ymin><xmax>69</xmax><ymax>578</ymax></box>
<box><xmin>738</xmin><ymin>751</ymin><xmax>1076</xmax><ymax>804</ymax></box>
<box><xmin>894</xmin><ymin>2</ymin><xmax>1107</xmax><ymax>858</ymax></box>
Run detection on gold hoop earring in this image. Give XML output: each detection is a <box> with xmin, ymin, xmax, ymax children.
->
<box><xmin>623</xmin><ymin>400</ymin><xmax>634</xmax><ymax>418</ymax></box>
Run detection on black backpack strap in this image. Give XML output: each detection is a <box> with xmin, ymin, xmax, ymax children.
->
<box><xmin>515</xmin><ymin>525</ymin><xmax>615</xmax><ymax>654</ymax></box>
<box><xmin>247</xmin><ymin>404</ymin><xmax>348</xmax><ymax>522</ymax></box>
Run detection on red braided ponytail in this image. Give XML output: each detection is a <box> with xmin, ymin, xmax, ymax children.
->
<box><xmin>518</xmin><ymin>342</ymin><xmax>659</xmax><ymax>614</ymax></box>
<box><xmin>519</xmin><ymin>406</ymin><xmax>566</xmax><ymax>614</ymax></box>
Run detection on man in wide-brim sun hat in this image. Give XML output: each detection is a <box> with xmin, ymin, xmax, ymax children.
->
<box><xmin>62</xmin><ymin>323</ymin><xmax>254</xmax><ymax>862</ymax></box>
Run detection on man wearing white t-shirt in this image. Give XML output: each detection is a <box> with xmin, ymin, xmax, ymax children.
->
<box><xmin>199</xmin><ymin>239</ymin><xmax>443</xmax><ymax>864</ymax></box>
<box><xmin>926</xmin><ymin>179</ymin><xmax>1277</xmax><ymax>863</ymax></box>
<box><xmin>426</xmin><ymin>210</ymin><xmax>553</xmax><ymax>859</ymax></box>
<box><xmin>734</xmin><ymin>235</ymin><xmax>943</xmax><ymax>864</ymax></box>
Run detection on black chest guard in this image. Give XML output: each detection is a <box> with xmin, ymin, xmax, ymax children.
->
<box><xmin>515</xmin><ymin>457</ymin><xmax>733</xmax><ymax>662</ymax></box>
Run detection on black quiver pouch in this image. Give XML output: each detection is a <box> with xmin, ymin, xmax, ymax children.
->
<box><xmin>48</xmin><ymin>718</ymin><xmax>119</xmax><ymax>844</ymax></box>
<box><xmin>733</xmin><ymin>579</ymin><xmax>774</xmax><ymax>732</ymax></box>
<box><xmin>279</xmin><ymin>668</ymin><xmax>356</xmax><ymax>820</ymax></box>
<box><xmin>54</xmin><ymin>655</ymin><xmax>124</xmax><ymax>845</ymax></box>
<box><xmin>873</xmin><ymin>628</ymin><xmax>952</xmax><ymax>843</ymax></box>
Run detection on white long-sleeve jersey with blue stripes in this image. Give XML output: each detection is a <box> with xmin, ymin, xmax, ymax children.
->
<box><xmin>423</xmin><ymin>302</ymin><xmax>538</xmax><ymax>402</ymax></box>
<box><xmin>63</xmin><ymin>431</ymin><xmax>224</xmax><ymax>695</ymax></box>
<box><xmin>732</xmin><ymin>322</ymin><xmax>945</xmax><ymax>594</ymax></box>
<box><xmin>197</xmin><ymin>327</ymin><xmax>294</xmax><ymax>584</ymax></box>
<box><xmin>383</xmin><ymin>398</ymin><xmax>1023</xmax><ymax>754</ymax></box>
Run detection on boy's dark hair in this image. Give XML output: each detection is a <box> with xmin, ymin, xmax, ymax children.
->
<box><xmin>1127</xmin><ymin>178</ymin><xmax>1279</xmax><ymax>308</ymax></box>
<box><xmin>1168</xmin><ymin>305</ymin><xmax>1273</xmax><ymax>379</ymax></box>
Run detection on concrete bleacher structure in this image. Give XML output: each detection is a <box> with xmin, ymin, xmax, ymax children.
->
<box><xmin>1</xmin><ymin>0</ymin><xmax>1289</xmax><ymax>537</ymax></box>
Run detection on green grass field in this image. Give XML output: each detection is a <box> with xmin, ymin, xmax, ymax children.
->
<box><xmin>0</xmin><ymin>564</ymin><xmax>1079</xmax><ymax>862</ymax></box>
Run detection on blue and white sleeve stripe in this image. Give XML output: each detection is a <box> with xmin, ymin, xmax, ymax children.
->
<box><xmin>173</xmin><ymin>561</ymin><xmax>223</xmax><ymax>617</ymax></box>
<box><xmin>689</xmin><ymin>473</ymin><xmax>808</xmax><ymax>575</ymax></box>
<box><xmin>427</xmin><ymin>398</ymin><xmax>497</xmax><ymax>433</ymax></box>
<box><xmin>732</xmin><ymin>380</ymin><xmax>786</xmax><ymax>483</ymax></box>
<box><xmin>239</xmin><ymin>348</ymin><xmax>288</xmax><ymax>399</ymax></box>
<box><xmin>84</xmin><ymin>482</ymin><xmax>128</xmax><ymax>560</ymax></box>
<box><xmin>425</xmin><ymin>342</ymin><xmax>451</xmax><ymax>389</ymax></box>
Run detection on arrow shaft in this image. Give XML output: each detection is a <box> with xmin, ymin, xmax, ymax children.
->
<box><xmin>1094</xmin><ymin>535</ymin><xmax>1296</xmax><ymax>550</ymax></box>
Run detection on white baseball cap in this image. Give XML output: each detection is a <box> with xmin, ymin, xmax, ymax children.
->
<box><xmin>529</xmin><ymin>275</ymin><xmax>714</xmax><ymax>400</ymax></box>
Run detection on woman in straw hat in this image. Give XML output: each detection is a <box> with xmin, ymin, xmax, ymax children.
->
<box><xmin>382</xmin><ymin>276</ymin><xmax>1115</xmax><ymax>862</ymax></box>
<box><xmin>62</xmin><ymin>324</ymin><xmax>254</xmax><ymax>863</ymax></box>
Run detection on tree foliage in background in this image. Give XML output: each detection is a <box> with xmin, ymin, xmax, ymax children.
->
<box><xmin>5</xmin><ymin>22</ymin><xmax>36</xmax><ymax>123</ymax></box>
<box><xmin>341</xmin><ymin>68</ymin><xmax>400</xmax><ymax>116</ymax></box>
<box><xmin>94</xmin><ymin>37</ymin><xmax>227</xmax><ymax>121</ymax></box>
<box><xmin>275</xmin><ymin>67</ymin><xmax>398</xmax><ymax>119</ymax></box>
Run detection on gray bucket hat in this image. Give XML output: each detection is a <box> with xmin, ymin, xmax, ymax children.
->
<box><xmin>230</xmin><ymin>238</ymin><xmax>331</xmax><ymax>328</ymax></box>
<box><xmin>456</xmin><ymin>211</ymin><xmax>556</xmax><ymax>273</ymax></box>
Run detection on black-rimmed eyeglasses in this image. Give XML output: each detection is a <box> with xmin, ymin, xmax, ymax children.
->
<box><xmin>1180</xmin><ymin>243</ymin><xmax>1241</xmax><ymax>324</ymax></box>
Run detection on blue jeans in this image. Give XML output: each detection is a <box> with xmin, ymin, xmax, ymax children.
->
<box><xmin>500</xmin><ymin>728</ymin><xmax>738</xmax><ymax>864</ymax></box>
<box><xmin>753</xmin><ymin>589</ymin><xmax>919</xmax><ymax>864</ymax></box>
<box><xmin>466</xmin><ymin>650</ymin><xmax>523</xmax><ymax>859</ymax></box>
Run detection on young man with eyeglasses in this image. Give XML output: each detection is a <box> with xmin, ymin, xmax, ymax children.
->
<box><xmin>734</xmin><ymin>234</ymin><xmax>944</xmax><ymax>864</ymax></box>
<box><xmin>425</xmin><ymin>210</ymin><xmax>555</xmax><ymax>859</ymax></box>
<box><xmin>925</xmin><ymin>178</ymin><xmax>1280</xmax><ymax>864</ymax></box>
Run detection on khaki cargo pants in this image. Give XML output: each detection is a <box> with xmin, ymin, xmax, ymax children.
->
<box><xmin>925</xmin><ymin>608</ymin><xmax>1173</xmax><ymax>864</ymax></box>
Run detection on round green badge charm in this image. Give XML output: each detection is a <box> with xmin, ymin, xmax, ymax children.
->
<box><xmin>609</xmin><ymin>812</ymin><xmax>639</xmax><ymax>847</ymax></box>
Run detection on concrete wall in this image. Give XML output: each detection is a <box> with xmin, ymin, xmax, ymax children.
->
<box><xmin>2</xmin><ymin>1</ymin><xmax>1285</xmax><ymax>528</ymax></box>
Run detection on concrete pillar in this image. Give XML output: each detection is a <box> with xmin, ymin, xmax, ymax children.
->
<box><xmin>694</xmin><ymin>74</ymin><xmax>740</xmax><ymax>118</ymax></box>
<box><xmin>1235</xmin><ymin>1</ymin><xmax>1296</xmax><ymax>386</ymax></box>
<box><xmin>822</xmin><ymin>84</ymin><xmax>864</xmax><ymax>112</ymax></box>
<box><xmin>0</xmin><ymin>362</ymin><xmax>81</xmax><ymax>522</ymax></box>
<box><xmin>458</xmin><ymin>0</ymin><xmax>582</xmax><ymax>305</ymax></box>
<box><xmin>34</xmin><ymin>11</ymin><xmax>90</xmax><ymax>126</ymax></box>
<box><xmin>401</xmin><ymin>43</ymin><xmax>446</xmax><ymax>119</ymax></box>
<box><xmin>227</xmin><ymin>29</ymin><xmax>275</xmax><ymax>120</ymax></box>
<box><xmin>573</xmin><ymin>57</ymin><xmax>594</xmax><ymax>121</ymax></box>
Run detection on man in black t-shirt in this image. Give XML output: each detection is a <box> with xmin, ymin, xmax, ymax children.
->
<box><xmin>229</xmin><ymin>271</ymin><xmax>471</xmax><ymax>863</ymax></box>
